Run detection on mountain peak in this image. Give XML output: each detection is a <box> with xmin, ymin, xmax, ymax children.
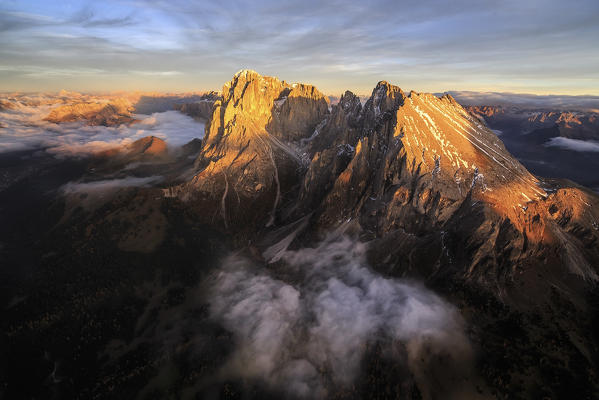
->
<box><xmin>233</xmin><ymin>68</ymin><xmax>261</xmax><ymax>79</ymax></box>
<box><xmin>176</xmin><ymin>71</ymin><xmax>330</xmax><ymax>227</ymax></box>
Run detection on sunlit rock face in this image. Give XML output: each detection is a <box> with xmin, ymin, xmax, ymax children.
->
<box><xmin>44</xmin><ymin>98</ymin><xmax>137</xmax><ymax>126</ymax></box>
<box><xmin>301</xmin><ymin>81</ymin><xmax>543</xmax><ymax>228</ymax></box>
<box><xmin>172</xmin><ymin>70</ymin><xmax>330</xmax><ymax>228</ymax></box>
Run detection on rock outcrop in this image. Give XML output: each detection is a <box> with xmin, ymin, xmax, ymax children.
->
<box><xmin>94</xmin><ymin>136</ymin><xmax>169</xmax><ymax>167</ymax></box>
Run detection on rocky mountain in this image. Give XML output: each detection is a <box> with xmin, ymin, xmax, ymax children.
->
<box><xmin>2</xmin><ymin>71</ymin><xmax>599</xmax><ymax>399</ymax></box>
<box><xmin>167</xmin><ymin>69</ymin><xmax>330</xmax><ymax>228</ymax></box>
<box><xmin>44</xmin><ymin>98</ymin><xmax>137</xmax><ymax>126</ymax></box>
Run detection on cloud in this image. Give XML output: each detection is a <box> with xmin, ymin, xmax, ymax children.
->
<box><xmin>130</xmin><ymin>70</ymin><xmax>183</xmax><ymax>76</ymax></box>
<box><xmin>207</xmin><ymin>235</ymin><xmax>480</xmax><ymax>398</ymax></box>
<box><xmin>0</xmin><ymin>97</ymin><xmax>205</xmax><ymax>156</ymax></box>
<box><xmin>448</xmin><ymin>91</ymin><xmax>599</xmax><ymax>111</ymax></box>
<box><xmin>60</xmin><ymin>176</ymin><xmax>163</xmax><ymax>211</ymax></box>
<box><xmin>61</xmin><ymin>176</ymin><xmax>162</xmax><ymax>194</ymax></box>
<box><xmin>0</xmin><ymin>65</ymin><xmax>106</xmax><ymax>78</ymax></box>
<box><xmin>69</xmin><ymin>7</ymin><xmax>137</xmax><ymax>28</ymax></box>
<box><xmin>545</xmin><ymin>137</ymin><xmax>599</xmax><ymax>152</ymax></box>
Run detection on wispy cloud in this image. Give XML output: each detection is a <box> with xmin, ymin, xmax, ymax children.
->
<box><xmin>545</xmin><ymin>137</ymin><xmax>599</xmax><ymax>152</ymax></box>
<box><xmin>130</xmin><ymin>70</ymin><xmax>183</xmax><ymax>76</ymax></box>
<box><xmin>69</xmin><ymin>7</ymin><xmax>137</xmax><ymax>28</ymax></box>
<box><xmin>0</xmin><ymin>65</ymin><xmax>106</xmax><ymax>78</ymax></box>
<box><xmin>61</xmin><ymin>176</ymin><xmax>162</xmax><ymax>194</ymax></box>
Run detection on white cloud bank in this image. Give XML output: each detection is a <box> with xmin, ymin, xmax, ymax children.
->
<box><xmin>207</xmin><ymin>235</ymin><xmax>482</xmax><ymax>398</ymax></box>
<box><xmin>545</xmin><ymin>137</ymin><xmax>599</xmax><ymax>152</ymax></box>
<box><xmin>0</xmin><ymin>101</ymin><xmax>205</xmax><ymax>156</ymax></box>
<box><xmin>448</xmin><ymin>91</ymin><xmax>599</xmax><ymax>111</ymax></box>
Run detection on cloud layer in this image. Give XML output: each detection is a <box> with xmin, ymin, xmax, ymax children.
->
<box><xmin>449</xmin><ymin>91</ymin><xmax>599</xmax><ymax>111</ymax></box>
<box><xmin>0</xmin><ymin>99</ymin><xmax>204</xmax><ymax>156</ymax></box>
<box><xmin>207</xmin><ymin>235</ymin><xmax>480</xmax><ymax>398</ymax></box>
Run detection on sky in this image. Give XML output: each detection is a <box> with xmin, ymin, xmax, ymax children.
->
<box><xmin>1</xmin><ymin>0</ymin><xmax>598</xmax><ymax>95</ymax></box>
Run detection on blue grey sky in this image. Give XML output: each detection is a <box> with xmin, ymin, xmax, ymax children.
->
<box><xmin>1</xmin><ymin>0</ymin><xmax>598</xmax><ymax>95</ymax></box>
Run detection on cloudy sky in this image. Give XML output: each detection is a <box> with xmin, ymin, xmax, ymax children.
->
<box><xmin>1</xmin><ymin>0</ymin><xmax>598</xmax><ymax>95</ymax></box>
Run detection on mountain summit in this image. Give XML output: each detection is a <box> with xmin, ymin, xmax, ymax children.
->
<box><xmin>170</xmin><ymin>70</ymin><xmax>598</xmax><ymax>286</ymax></box>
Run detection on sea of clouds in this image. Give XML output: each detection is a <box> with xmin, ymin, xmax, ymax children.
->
<box><xmin>447</xmin><ymin>91</ymin><xmax>599</xmax><ymax>112</ymax></box>
<box><xmin>207</xmin><ymin>235</ymin><xmax>483</xmax><ymax>399</ymax></box>
<box><xmin>0</xmin><ymin>100</ymin><xmax>205</xmax><ymax>156</ymax></box>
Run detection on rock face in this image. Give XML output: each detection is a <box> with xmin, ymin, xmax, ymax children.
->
<box><xmin>303</xmin><ymin>83</ymin><xmax>544</xmax><ymax>230</ymax></box>
<box><xmin>44</xmin><ymin>98</ymin><xmax>137</xmax><ymax>126</ymax></box>
<box><xmin>174</xmin><ymin>70</ymin><xmax>330</xmax><ymax>228</ymax></box>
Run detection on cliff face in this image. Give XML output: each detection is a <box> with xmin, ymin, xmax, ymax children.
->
<box><xmin>304</xmin><ymin>83</ymin><xmax>544</xmax><ymax>230</ymax></box>
<box><xmin>172</xmin><ymin>70</ymin><xmax>330</xmax><ymax>228</ymax></box>
<box><xmin>44</xmin><ymin>98</ymin><xmax>137</xmax><ymax>126</ymax></box>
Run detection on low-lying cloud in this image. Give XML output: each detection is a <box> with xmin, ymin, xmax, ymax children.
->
<box><xmin>61</xmin><ymin>175</ymin><xmax>162</xmax><ymax>194</ymax></box>
<box><xmin>448</xmin><ymin>91</ymin><xmax>599</xmax><ymax>111</ymax></box>
<box><xmin>207</xmin><ymin>235</ymin><xmax>482</xmax><ymax>398</ymax></box>
<box><xmin>545</xmin><ymin>137</ymin><xmax>599</xmax><ymax>152</ymax></box>
<box><xmin>0</xmin><ymin>99</ymin><xmax>205</xmax><ymax>156</ymax></box>
<box><xmin>60</xmin><ymin>175</ymin><xmax>163</xmax><ymax>211</ymax></box>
